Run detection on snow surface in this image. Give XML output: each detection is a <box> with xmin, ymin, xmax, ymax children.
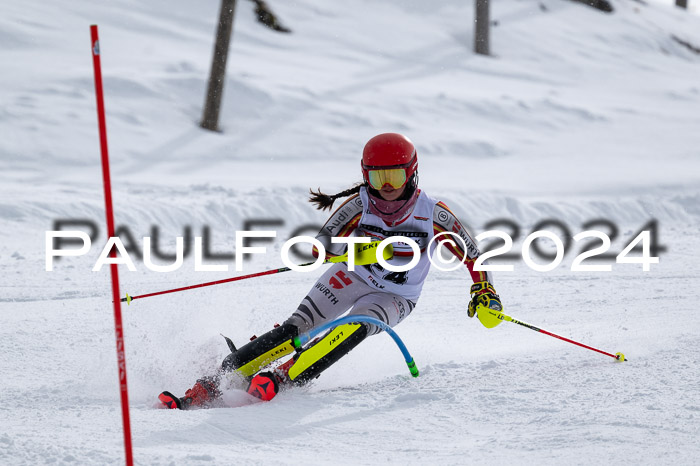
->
<box><xmin>1</xmin><ymin>0</ymin><xmax>700</xmax><ymax>464</ymax></box>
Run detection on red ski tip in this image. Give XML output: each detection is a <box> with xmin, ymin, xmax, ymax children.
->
<box><xmin>157</xmin><ymin>391</ymin><xmax>181</xmax><ymax>409</ymax></box>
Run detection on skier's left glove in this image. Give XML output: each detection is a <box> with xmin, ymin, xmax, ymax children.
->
<box><xmin>468</xmin><ymin>281</ymin><xmax>503</xmax><ymax>325</ymax></box>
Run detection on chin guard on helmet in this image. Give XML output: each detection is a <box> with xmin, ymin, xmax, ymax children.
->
<box><xmin>366</xmin><ymin>174</ymin><xmax>419</xmax><ymax>225</ymax></box>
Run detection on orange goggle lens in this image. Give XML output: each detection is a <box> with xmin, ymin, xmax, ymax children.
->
<box><xmin>367</xmin><ymin>168</ymin><xmax>407</xmax><ymax>190</ymax></box>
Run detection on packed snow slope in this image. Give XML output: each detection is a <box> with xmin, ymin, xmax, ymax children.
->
<box><xmin>1</xmin><ymin>0</ymin><xmax>700</xmax><ymax>465</ymax></box>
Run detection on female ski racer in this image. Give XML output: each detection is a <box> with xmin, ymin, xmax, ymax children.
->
<box><xmin>158</xmin><ymin>133</ymin><xmax>504</xmax><ymax>409</ymax></box>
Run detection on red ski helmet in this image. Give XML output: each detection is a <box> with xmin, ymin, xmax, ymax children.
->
<box><xmin>361</xmin><ymin>133</ymin><xmax>418</xmax><ymax>190</ymax></box>
<box><xmin>361</xmin><ymin>133</ymin><xmax>420</xmax><ymax>225</ymax></box>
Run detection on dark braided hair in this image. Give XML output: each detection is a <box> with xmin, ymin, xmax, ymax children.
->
<box><xmin>309</xmin><ymin>183</ymin><xmax>365</xmax><ymax>211</ymax></box>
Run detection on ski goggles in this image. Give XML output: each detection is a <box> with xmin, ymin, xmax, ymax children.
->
<box><xmin>363</xmin><ymin>156</ymin><xmax>417</xmax><ymax>190</ymax></box>
<box><xmin>366</xmin><ymin>168</ymin><xmax>409</xmax><ymax>190</ymax></box>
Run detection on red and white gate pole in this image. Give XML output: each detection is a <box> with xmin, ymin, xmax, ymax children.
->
<box><xmin>90</xmin><ymin>24</ymin><xmax>134</xmax><ymax>466</ymax></box>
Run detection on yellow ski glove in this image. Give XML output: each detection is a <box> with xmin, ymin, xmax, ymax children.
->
<box><xmin>468</xmin><ymin>281</ymin><xmax>504</xmax><ymax>328</ymax></box>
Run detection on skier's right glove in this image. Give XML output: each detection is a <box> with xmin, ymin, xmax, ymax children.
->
<box><xmin>468</xmin><ymin>281</ymin><xmax>503</xmax><ymax>328</ymax></box>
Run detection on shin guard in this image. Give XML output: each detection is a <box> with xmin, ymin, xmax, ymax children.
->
<box><xmin>221</xmin><ymin>323</ymin><xmax>298</xmax><ymax>377</ymax></box>
<box><xmin>288</xmin><ymin>323</ymin><xmax>369</xmax><ymax>385</ymax></box>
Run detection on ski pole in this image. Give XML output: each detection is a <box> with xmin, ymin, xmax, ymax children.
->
<box><xmin>120</xmin><ymin>241</ymin><xmax>392</xmax><ymax>304</ymax></box>
<box><xmin>294</xmin><ymin>315</ymin><xmax>419</xmax><ymax>377</ymax></box>
<box><xmin>478</xmin><ymin>307</ymin><xmax>627</xmax><ymax>362</ymax></box>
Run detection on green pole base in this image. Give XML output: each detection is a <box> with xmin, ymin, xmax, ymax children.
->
<box><xmin>407</xmin><ymin>359</ymin><xmax>419</xmax><ymax>378</ymax></box>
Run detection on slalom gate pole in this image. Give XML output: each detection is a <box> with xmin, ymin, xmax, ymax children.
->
<box><xmin>481</xmin><ymin>308</ymin><xmax>626</xmax><ymax>362</ymax></box>
<box><xmin>294</xmin><ymin>316</ymin><xmax>420</xmax><ymax>377</ymax></box>
<box><xmin>121</xmin><ymin>261</ymin><xmax>316</xmax><ymax>304</ymax></box>
<box><xmin>90</xmin><ymin>25</ymin><xmax>134</xmax><ymax>466</ymax></box>
<box><xmin>121</xmin><ymin>242</ymin><xmax>393</xmax><ymax>304</ymax></box>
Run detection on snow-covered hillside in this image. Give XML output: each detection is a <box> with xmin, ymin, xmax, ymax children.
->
<box><xmin>1</xmin><ymin>0</ymin><xmax>699</xmax><ymax>464</ymax></box>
